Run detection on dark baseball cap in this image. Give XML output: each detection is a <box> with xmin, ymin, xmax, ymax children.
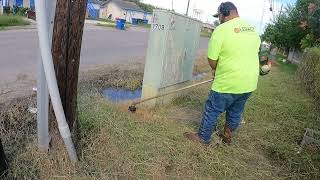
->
<box><xmin>213</xmin><ymin>2</ymin><xmax>238</xmax><ymax>17</ymax></box>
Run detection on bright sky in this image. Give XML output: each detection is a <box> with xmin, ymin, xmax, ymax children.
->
<box><xmin>141</xmin><ymin>0</ymin><xmax>296</xmax><ymax>33</ymax></box>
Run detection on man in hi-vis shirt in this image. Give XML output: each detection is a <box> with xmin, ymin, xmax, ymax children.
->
<box><xmin>185</xmin><ymin>2</ymin><xmax>261</xmax><ymax>145</ymax></box>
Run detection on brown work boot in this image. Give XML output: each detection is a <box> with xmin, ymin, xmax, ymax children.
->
<box><xmin>184</xmin><ymin>132</ymin><xmax>207</xmax><ymax>144</ymax></box>
<box><xmin>218</xmin><ymin>124</ymin><xmax>233</xmax><ymax>145</ymax></box>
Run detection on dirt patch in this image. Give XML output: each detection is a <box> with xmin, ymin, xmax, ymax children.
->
<box><xmin>305</xmin><ymin>144</ymin><xmax>319</xmax><ymax>154</ymax></box>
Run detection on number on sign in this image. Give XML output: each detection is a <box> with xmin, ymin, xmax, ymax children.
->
<box><xmin>152</xmin><ymin>24</ymin><xmax>165</xmax><ymax>30</ymax></box>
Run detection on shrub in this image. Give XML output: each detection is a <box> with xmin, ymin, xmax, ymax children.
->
<box><xmin>297</xmin><ymin>48</ymin><xmax>320</xmax><ymax>101</ymax></box>
<box><xmin>13</xmin><ymin>6</ymin><xmax>29</xmax><ymax>16</ymax></box>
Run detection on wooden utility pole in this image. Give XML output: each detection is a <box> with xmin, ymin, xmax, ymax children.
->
<box><xmin>50</xmin><ymin>0</ymin><xmax>87</xmax><ymax>148</ymax></box>
<box><xmin>0</xmin><ymin>139</ymin><xmax>8</xmax><ymax>177</ymax></box>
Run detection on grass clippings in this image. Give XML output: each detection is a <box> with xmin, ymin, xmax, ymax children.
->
<box><xmin>1</xmin><ymin>56</ymin><xmax>319</xmax><ymax>179</ymax></box>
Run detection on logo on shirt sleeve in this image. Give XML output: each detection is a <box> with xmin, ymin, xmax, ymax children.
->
<box><xmin>234</xmin><ymin>28</ymin><xmax>241</xmax><ymax>33</ymax></box>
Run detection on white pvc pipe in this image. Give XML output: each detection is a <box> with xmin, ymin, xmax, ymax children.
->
<box><xmin>37</xmin><ymin>0</ymin><xmax>56</xmax><ymax>152</ymax></box>
<box><xmin>35</xmin><ymin>0</ymin><xmax>78</xmax><ymax>162</ymax></box>
<box><xmin>37</xmin><ymin>58</ymin><xmax>49</xmax><ymax>151</ymax></box>
<box><xmin>37</xmin><ymin>0</ymin><xmax>57</xmax><ymax>152</ymax></box>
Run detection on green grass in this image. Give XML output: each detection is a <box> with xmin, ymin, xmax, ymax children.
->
<box><xmin>0</xmin><ymin>15</ymin><xmax>30</xmax><ymax>29</ymax></box>
<box><xmin>272</xmin><ymin>52</ymin><xmax>298</xmax><ymax>74</ymax></box>
<box><xmin>96</xmin><ymin>22</ymin><xmax>116</xmax><ymax>28</ymax></box>
<box><xmin>96</xmin><ymin>19</ymin><xmax>149</xmax><ymax>29</ymax></box>
<box><xmin>77</xmin><ymin>64</ymin><xmax>319</xmax><ymax>178</ymax></box>
<box><xmin>96</xmin><ymin>17</ymin><xmax>151</xmax><ymax>29</ymax></box>
<box><xmin>133</xmin><ymin>23</ymin><xmax>151</xmax><ymax>29</ymax></box>
<box><xmin>97</xmin><ymin>22</ymin><xmax>131</xmax><ymax>29</ymax></box>
<box><xmin>277</xmin><ymin>60</ymin><xmax>298</xmax><ymax>74</ymax></box>
<box><xmin>97</xmin><ymin>18</ymin><xmax>115</xmax><ymax>23</ymax></box>
<box><xmin>3</xmin><ymin>60</ymin><xmax>320</xmax><ymax>179</ymax></box>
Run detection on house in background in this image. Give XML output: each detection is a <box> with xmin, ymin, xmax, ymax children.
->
<box><xmin>86</xmin><ymin>0</ymin><xmax>102</xmax><ymax>19</ymax></box>
<box><xmin>202</xmin><ymin>23</ymin><xmax>215</xmax><ymax>34</ymax></box>
<box><xmin>0</xmin><ymin>0</ymin><xmax>35</xmax><ymax>10</ymax></box>
<box><xmin>100</xmin><ymin>0</ymin><xmax>152</xmax><ymax>24</ymax></box>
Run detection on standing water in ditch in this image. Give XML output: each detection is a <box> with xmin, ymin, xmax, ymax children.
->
<box><xmin>102</xmin><ymin>73</ymin><xmax>207</xmax><ymax>102</ymax></box>
<box><xmin>102</xmin><ymin>88</ymin><xmax>142</xmax><ymax>102</ymax></box>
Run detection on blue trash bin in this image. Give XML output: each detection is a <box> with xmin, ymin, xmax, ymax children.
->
<box><xmin>116</xmin><ymin>19</ymin><xmax>126</xmax><ymax>30</ymax></box>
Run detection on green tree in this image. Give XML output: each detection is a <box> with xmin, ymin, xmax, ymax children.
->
<box><xmin>262</xmin><ymin>0</ymin><xmax>320</xmax><ymax>50</ymax></box>
<box><xmin>262</xmin><ymin>5</ymin><xmax>306</xmax><ymax>51</ymax></box>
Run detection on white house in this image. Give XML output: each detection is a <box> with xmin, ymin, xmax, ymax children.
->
<box><xmin>100</xmin><ymin>0</ymin><xmax>152</xmax><ymax>24</ymax></box>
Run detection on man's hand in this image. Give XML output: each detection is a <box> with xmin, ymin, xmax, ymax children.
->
<box><xmin>208</xmin><ymin>58</ymin><xmax>217</xmax><ymax>78</ymax></box>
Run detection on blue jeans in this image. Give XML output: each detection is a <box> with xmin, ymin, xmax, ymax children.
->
<box><xmin>198</xmin><ymin>91</ymin><xmax>251</xmax><ymax>144</ymax></box>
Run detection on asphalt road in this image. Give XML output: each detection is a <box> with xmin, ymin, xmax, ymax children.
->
<box><xmin>0</xmin><ymin>25</ymin><xmax>209</xmax><ymax>89</ymax></box>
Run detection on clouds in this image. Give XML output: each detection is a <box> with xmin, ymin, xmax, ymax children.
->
<box><xmin>142</xmin><ymin>0</ymin><xmax>296</xmax><ymax>33</ymax></box>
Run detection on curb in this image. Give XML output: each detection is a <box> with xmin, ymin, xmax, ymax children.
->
<box><xmin>0</xmin><ymin>25</ymin><xmax>37</xmax><ymax>31</ymax></box>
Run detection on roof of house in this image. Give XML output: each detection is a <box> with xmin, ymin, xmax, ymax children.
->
<box><xmin>88</xmin><ymin>0</ymin><xmax>103</xmax><ymax>5</ymax></box>
<box><xmin>202</xmin><ymin>23</ymin><xmax>215</xmax><ymax>29</ymax></box>
<box><xmin>102</xmin><ymin>0</ymin><xmax>144</xmax><ymax>12</ymax></box>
